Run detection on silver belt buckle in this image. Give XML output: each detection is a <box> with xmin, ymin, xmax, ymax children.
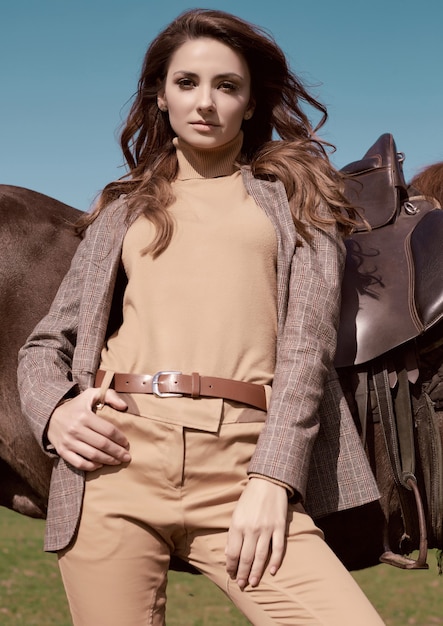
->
<box><xmin>152</xmin><ymin>371</ymin><xmax>183</xmax><ymax>398</ymax></box>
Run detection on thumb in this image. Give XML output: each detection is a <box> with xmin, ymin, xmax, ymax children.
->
<box><xmin>103</xmin><ymin>388</ymin><xmax>128</xmax><ymax>411</ymax></box>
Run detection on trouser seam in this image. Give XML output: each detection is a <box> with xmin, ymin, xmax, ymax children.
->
<box><xmin>148</xmin><ymin>584</ymin><xmax>161</xmax><ymax>626</ymax></box>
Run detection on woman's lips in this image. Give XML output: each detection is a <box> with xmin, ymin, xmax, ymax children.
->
<box><xmin>191</xmin><ymin>121</ymin><xmax>218</xmax><ymax>129</ymax></box>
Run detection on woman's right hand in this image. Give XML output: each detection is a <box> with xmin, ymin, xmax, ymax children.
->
<box><xmin>46</xmin><ymin>388</ymin><xmax>131</xmax><ymax>471</ymax></box>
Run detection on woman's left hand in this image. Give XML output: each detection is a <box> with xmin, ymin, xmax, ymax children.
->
<box><xmin>225</xmin><ymin>477</ymin><xmax>288</xmax><ymax>590</ymax></box>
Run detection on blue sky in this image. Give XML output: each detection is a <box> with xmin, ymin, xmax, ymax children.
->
<box><xmin>1</xmin><ymin>0</ymin><xmax>442</xmax><ymax>211</ymax></box>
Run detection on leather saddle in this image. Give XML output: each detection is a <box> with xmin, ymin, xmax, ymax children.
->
<box><xmin>334</xmin><ymin>135</ymin><xmax>443</xmax><ymax>569</ymax></box>
<box><xmin>334</xmin><ymin>133</ymin><xmax>443</xmax><ymax>368</ymax></box>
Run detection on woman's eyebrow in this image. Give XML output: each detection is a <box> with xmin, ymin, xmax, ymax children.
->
<box><xmin>172</xmin><ymin>71</ymin><xmax>245</xmax><ymax>82</ymax></box>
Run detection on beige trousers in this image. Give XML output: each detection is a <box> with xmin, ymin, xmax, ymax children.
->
<box><xmin>58</xmin><ymin>405</ymin><xmax>384</xmax><ymax>626</ymax></box>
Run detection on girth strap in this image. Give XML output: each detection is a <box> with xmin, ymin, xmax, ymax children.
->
<box><xmin>372</xmin><ymin>356</ymin><xmax>428</xmax><ymax>569</ymax></box>
<box><xmin>373</xmin><ymin>360</ymin><xmax>415</xmax><ymax>488</ymax></box>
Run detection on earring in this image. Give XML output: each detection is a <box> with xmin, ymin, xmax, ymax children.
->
<box><xmin>158</xmin><ymin>103</ymin><xmax>168</xmax><ymax>112</ymax></box>
<box><xmin>244</xmin><ymin>111</ymin><xmax>253</xmax><ymax>120</ymax></box>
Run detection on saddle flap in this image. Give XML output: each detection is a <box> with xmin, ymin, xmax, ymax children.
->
<box><xmin>342</xmin><ymin>133</ymin><xmax>408</xmax><ymax>231</ymax></box>
<box><xmin>335</xmin><ymin>197</ymin><xmax>443</xmax><ymax>368</ymax></box>
<box><xmin>410</xmin><ymin>206</ymin><xmax>443</xmax><ymax>330</ymax></box>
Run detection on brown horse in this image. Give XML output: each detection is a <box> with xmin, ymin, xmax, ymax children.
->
<box><xmin>0</xmin><ymin>169</ymin><xmax>442</xmax><ymax>572</ymax></box>
<box><xmin>0</xmin><ymin>185</ymin><xmax>81</xmax><ymax>518</ymax></box>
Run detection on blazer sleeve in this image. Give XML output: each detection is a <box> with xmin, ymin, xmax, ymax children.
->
<box><xmin>17</xmin><ymin>217</ymin><xmax>100</xmax><ymax>452</ymax></box>
<box><xmin>247</xmin><ymin>212</ymin><xmax>346</xmax><ymax>499</ymax></box>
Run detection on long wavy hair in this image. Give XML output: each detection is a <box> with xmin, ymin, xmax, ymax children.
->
<box><xmin>410</xmin><ymin>161</ymin><xmax>443</xmax><ymax>208</ymax></box>
<box><xmin>79</xmin><ymin>8</ymin><xmax>357</xmax><ymax>256</ymax></box>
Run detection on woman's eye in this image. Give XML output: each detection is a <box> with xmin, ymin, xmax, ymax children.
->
<box><xmin>219</xmin><ymin>82</ymin><xmax>238</xmax><ymax>92</ymax></box>
<box><xmin>177</xmin><ymin>78</ymin><xmax>195</xmax><ymax>89</ymax></box>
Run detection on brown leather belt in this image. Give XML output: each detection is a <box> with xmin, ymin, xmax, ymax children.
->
<box><xmin>95</xmin><ymin>370</ymin><xmax>267</xmax><ymax>411</ymax></box>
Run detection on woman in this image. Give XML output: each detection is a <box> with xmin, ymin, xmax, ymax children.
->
<box><xmin>18</xmin><ymin>9</ymin><xmax>384</xmax><ymax>625</ymax></box>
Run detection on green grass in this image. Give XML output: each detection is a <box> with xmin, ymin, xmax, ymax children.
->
<box><xmin>0</xmin><ymin>508</ymin><xmax>69</xmax><ymax>625</ymax></box>
<box><xmin>353</xmin><ymin>559</ymin><xmax>443</xmax><ymax>626</ymax></box>
<box><xmin>1</xmin><ymin>506</ymin><xmax>442</xmax><ymax>625</ymax></box>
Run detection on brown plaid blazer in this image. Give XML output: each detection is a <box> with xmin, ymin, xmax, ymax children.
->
<box><xmin>18</xmin><ymin>169</ymin><xmax>379</xmax><ymax>551</ymax></box>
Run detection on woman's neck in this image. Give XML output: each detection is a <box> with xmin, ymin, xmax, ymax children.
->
<box><xmin>173</xmin><ymin>132</ymin><xmax>243</xmax><ymax>180</ymax></box>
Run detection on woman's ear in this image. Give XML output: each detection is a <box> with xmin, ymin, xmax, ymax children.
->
<box><xmin>244</xmin><ymin>99</ymin><xmax>255</xmax><ymax>120</ymax></box>
<box><xmin>157</xmin><ymin>82</ymin><xmax>168</xmax><ymax>112</ymax></box>
<box><xmin>157</xmin><ymin>94</ymin><xmax>168</xmax><ymax>112</ymax></box>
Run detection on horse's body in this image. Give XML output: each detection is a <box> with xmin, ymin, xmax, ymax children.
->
<box><xmin>0</xmin><ymin>185</ymin><xmax>81</xmax><ymax>518</ymax></box>
<box><xmin>0</xmin><ymin>181</ymin><xmax>442</xmax><ymax>572</ymax></box>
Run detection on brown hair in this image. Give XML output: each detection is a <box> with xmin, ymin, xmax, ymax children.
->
<box><xmin>410</xmin><ymin>162</ymin><xmax>443</xmax><ymax>208</ymax></box>
<box><xmin>79</xmin><ymin>8</ymin><xmax>357</xmax><ymax>255</ymax></box>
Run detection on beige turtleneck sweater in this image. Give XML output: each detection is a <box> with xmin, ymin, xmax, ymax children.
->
<box><xmin>99</xmin><ymin>132</ymin><xmax>277</xmax><ymax>430</ymax></box>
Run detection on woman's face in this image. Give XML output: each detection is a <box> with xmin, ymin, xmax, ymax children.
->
<box><xmin>158</xmin><ymin>37</ymin><xmax>253</xmax><ymax>150</ymax></box>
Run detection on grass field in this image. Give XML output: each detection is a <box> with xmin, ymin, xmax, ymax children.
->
<box><xmin>1</xmin><ymin>506</ymin><xmax>442</xmax><ymax>625</ymax></box>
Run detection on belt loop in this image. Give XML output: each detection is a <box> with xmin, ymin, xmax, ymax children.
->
<box><xmin>191</xmin><ymin>372</ymin><xmax>201</xmax><ymax>398</ymax></box>
<box><xmin>96</xmin><ymin>370</ymin><xmax>115</xmax><ymax>408</ymax></box>
<box><xmin>264</xmin><ymin>384</ymin><xmax>272</xmax><ymax>410</ymax></box>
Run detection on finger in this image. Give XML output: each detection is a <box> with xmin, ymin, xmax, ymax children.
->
<box><xmin>237</xmin><ymin>534</ymin><xmax>270</xmax><ymax>589</ymax></box>
<box><xmin>57</xmin><ymin>410</ymin><xmax>131</xmax><ymax>464</ymax></box>
<box><xmin>268</xmin><ymin>529</ymin><xmax>285</xmax><ymax>576</ymax></box>
<box><xmin>84</xmin><ymin>411</ymin><xmax>130</xmax><ymax>452</ymax></box>
<box><xmin>54</xmin><ymin>429</ymin><xmax>128</xmax><ymax>467</ymax></box>
<box><xmin>235</xmin><ymin>533</ymin><xmax>262</xmax><ymax>590</ymax></box>
<box><xmin>53</xmin><ymin>444</ymin><xmax>104</xmax><ymax>472</ymax></box>
<box><xmin>47</xmin><ymin>391</ymin><xmax>131</xmax><ymax>467</ymax></box>
<box><xmin>66</xmin><ymin>434</ymin><xmax>130</xmax><ymax>466</ymax></box>
<box><xmin>77</xmin><ymin>423</ymin><xmax>131</xmax><ymax>464</ymax></box>
<box><xmin>247</xmin><ymin>533</ymin><xmax>273</xmax><ymax>587</ymax></box>
<box><xmin>225</xmin><ymin>528</ymin><xmax>243</xmax><ymax>579</ymax></box>
<box><xmin>102</xmin><ymin>388</ymin><xmax>128</xmax><ymax>411</ymax></box>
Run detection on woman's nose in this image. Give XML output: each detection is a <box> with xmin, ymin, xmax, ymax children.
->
<box><xmin>196</xmin><ymin>87</ymin><xmax>215</xmax><ymax>111</ymax></box>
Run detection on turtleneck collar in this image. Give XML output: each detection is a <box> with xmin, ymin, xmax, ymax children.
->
<box><xmin>173</xmin><ymin>132</ymin><xmax>243</xmax><ymax>181</ymax></box>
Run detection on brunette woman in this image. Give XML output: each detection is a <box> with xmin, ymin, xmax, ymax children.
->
<box><xmin>18</xmin><ymin>9</ymin><xmax>384</xmax><ymax>625</ymax></box>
